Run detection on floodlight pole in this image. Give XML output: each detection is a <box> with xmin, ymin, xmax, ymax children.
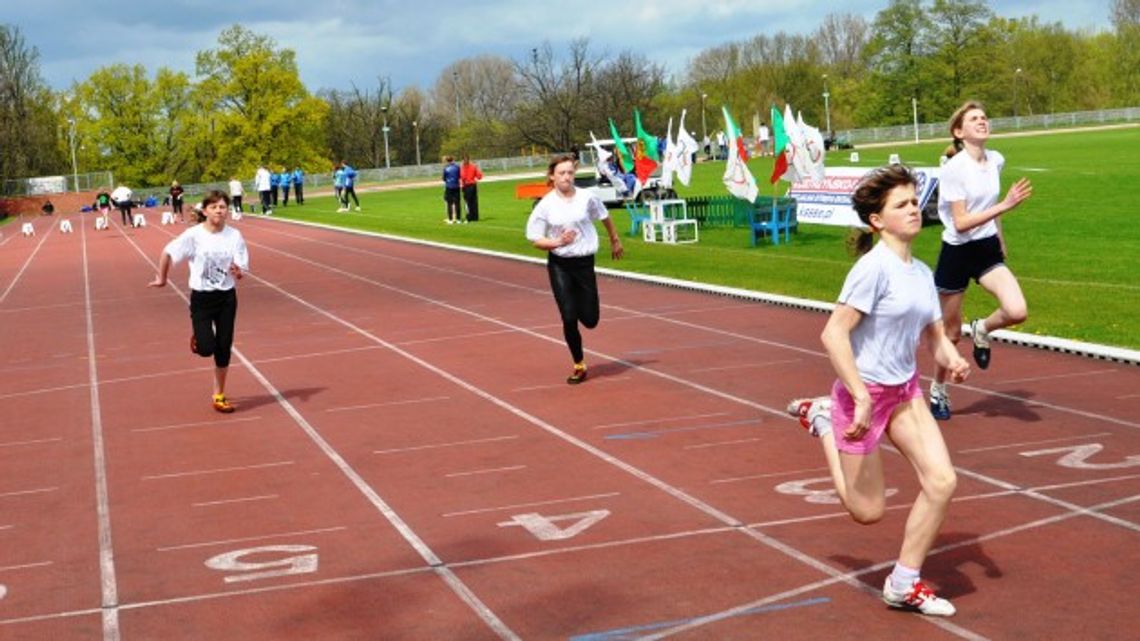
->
<box><xmin>381</xmin><ymin>106</ymin><xmax>391</xmax><ymax>169</ymax></box>
<box><xmin>67</xmin><ymin>117</ymin><xmax>79</xmax><ymax>192</ymax></box>
<box><xmin>700</xmin><ymin>93</ymin><xmax>708</xmax><ymax>157</ymax></box>
<box><xmin>1013</xmin><ymin>68</ymin><xmax>1023</xmax><ymax>118</ymax></box>
<box><xmin>413</xmin><ymin>120</ymin><xmax>421</xmax><ymax>166</ymax></box>
<box><xmin>822</xmin><ymin>74</ymin><xmax>831</xmax><ymax>136</ymax></box>
<box><xmin>912</xmin><ymin>97</ymin><xmax>919</xmax><ymax>143</ymax></box>
<box><xmin>453</xmin><ymin>71</ymin><xmax>461</xmax><ymax>127</ymax></box>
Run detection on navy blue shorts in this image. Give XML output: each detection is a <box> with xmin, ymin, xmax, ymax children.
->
<box><xmin>933</xmin><ymin>235</ymin><xmax>1005</xmax><ymax>294</ymax></box>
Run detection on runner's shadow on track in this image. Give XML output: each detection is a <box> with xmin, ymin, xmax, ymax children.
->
<box><xmin>954</xmin><ymin>389</ymin><xmax>1042</xmax><ymax>422</ymax></box>
<box><xmin>594</xmin><ymin>358</ymin><xmax>656</xmax><ymax>379</ymax></box>
<box><xmin>238</xmin><ymin>386</ymin><xmax>327</xmax><ymax>411</ymax></box>
<box><xmin>830</xmin><ymin>531</ymin><xmax>1002</xmax><ymax>600</ymax></box>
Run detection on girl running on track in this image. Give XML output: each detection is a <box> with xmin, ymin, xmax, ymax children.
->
<box><xmin>148</xmin><ymin>190</ymin><xmax>249</xmax><ymax>413</ymax></box>
<box><xmin>928</xmin><ymin>100</ymin><xmax>1033</xmax><ymax>420</ymax></box>
<box><xmin>525</xmin><ymin>153</ymin><xmax>624</xmax><ymax>384</ymax></box>
<box><xmin>787</xmin><ymin>164</ymin><xmax>970</xmax><ymax>616</ymax></box>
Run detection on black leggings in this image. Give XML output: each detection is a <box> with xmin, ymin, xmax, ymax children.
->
<box><xmin>190</xmin><ymin>289</ymin><xmax>238</xmax><ymax>368</ymax></box>
<box><xmin>547</xmin><ymin>253</ymin><xmax>599</xmax><ymax>364</ymax></box>
<box><xmin>117</xmin><ymin>202</ymin><xmax>133</xmax><ymax>224</ymax></box>
<box><xmin>342</xmin><ymin>186</ymin><xmax>359</xmax><ymax>207</ymax></box>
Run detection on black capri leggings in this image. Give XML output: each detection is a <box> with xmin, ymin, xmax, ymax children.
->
<box><xmin>190</xmin><ymin>289</ymin><xmax>238</xmax><ymax>368</ymax></box>
<box><xmin>547</xmin><ymin>253</ymin><xmax>600</xmax><ymax>364</ymax></box>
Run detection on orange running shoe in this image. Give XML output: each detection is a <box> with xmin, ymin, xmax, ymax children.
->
<box><xmin>212</xmin><ymin>394</ymin><xmax>235</xmax><ymax>413</ymax></box>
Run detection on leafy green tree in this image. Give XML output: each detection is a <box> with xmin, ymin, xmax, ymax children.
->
<box><xmin>194</xmin><ymin>25</ymin><xmax>328</xmax><ymax>181</ymax></box>
<box><xmin>859</xmin><ymin>0</ymin><xmax>935</xmax><ymax>125</ymax></box>
<box><xmin>0</xmin><ymin>24</ymin><xmax>65</xmax><ymax>186</ymax></box>
<box><xmin>927</xmin><ymin>0</ymin><xmax>993</xmax><ymax>114</ymax></box>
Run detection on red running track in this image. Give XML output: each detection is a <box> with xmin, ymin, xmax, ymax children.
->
<box><xmin>0</xmin><ymin>213</ymin><xmax>1137</xmax><ymax>640</ymax></box>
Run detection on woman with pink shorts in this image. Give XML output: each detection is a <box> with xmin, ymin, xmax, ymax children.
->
<box><xmin>787</xmin><ymin>165</ymin><xmax>970</xmax><ymax>617</ymax></box>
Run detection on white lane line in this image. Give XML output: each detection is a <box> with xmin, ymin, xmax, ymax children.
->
<box><xmin>0</xmin><ymin>437</ymin><xmax>62</xmax><ymax>448</ymax></box>
<box><xmin>0</xmin><ymin>218</ymin><xmax>55</xmax><ymax>306</ymax></box>
<box><xmin>590</xmin><ymin>412</ymin><xmax>731</xmax><ymax>431</ymax></box>
<box><xmin>444</xmin><ymin>465</ymin><xmax>527</xmax><ymax>478</ymax></box>
<box><xmin>374</xmin><ymin>435</ymin><xmax>519</xmax><ymax>455</ymax></box>
<box><xmin>191</xmin><ymin>494</ymin><xmax>280</xmax><ymax>508</ymax></box>
<box><xmin>0</xmin><ymin>525</ymin><xmax>12</xmax><ymax>531</ymax></box>
<box><xmin>442</xmin><ymin>492</ymin><xmax>622</xmax><ymax>518</ymax></box>
<box><xmin>684</xmin><ymin>437</ymin><xmax>765</xmax><ymax>450</ymax></box>
<box><xmin>1115</xmin><ymin>393</ymin><xmax>1140</xmax><ymax>400</ymax></box>
<box><xmin>326</xmin><ymin>395</ymin><xmax>451</xmax><ymax>413</ymax></box>
<box><xmin>253</xmin><ymin>344</ymin><xmax>382</xmax><ymax>364</ymax></box>
<box><xmin>688</xmin><ymin>358</ymin><xmax>803</xmax><ymax>373</ymax></box>
<box><xmin>125</xmin><ymin>223</ymin><xmax>521</xmax><ymax>641</ymax></box>
<box><xmin>141</xmin><ymin>461</ymin><xmax>294</xmax><ymax>481</ymax></box>
<box><xmin>0</xmin><ymin>487</ymin><xmax>59</xmax><ymax>499</ymax></box>
<box><xmin>957</xmin><ymin>432</ymin><xmax>1114</xmax><ymax>454</ymax></box>
<box><xmin>131</xmin><ymin>415</ymin><xmax>264</xmax><ymax>433</ymax></box>
<box><xmin>0</xmin><ymin>561</ymin><xmax>53</xmax><ymax>572</ymax></box>
<box><xmin>156</xmin><ymin>526</ymin><xmax>348</xmax><ymax>552</ymax></box>
<box><xmin>83</xmin><ymin>216</ymin><xmax>120</xmax><ymax>641</ymax></box>
<box><xmin>1031</xmin><ymin>473</ymin><xmax>1140</xmax><ymax>493</ymax></box>
<box><xmin>994</xmin><ymin>368</ymin><xmax>1119</xmax><ymax>385</ymax></box>
<box><xmin>396</xmin><ymin>327</ymin><xmax>521</xmax><ymax>346</ymax></box>
<box><xmin>0</xmin><ymin>365</ymin><xmax>213</xmax><ymax>402</ymax></box>
<box><xmin>710</xmin><ymin>467</ymin><xmax>831</xmax><ymax>485</ymax></box>
<box><xmin>511</xmin><ymin>376</ymin><xmax>633</xmax><ymax>392</ymax></box>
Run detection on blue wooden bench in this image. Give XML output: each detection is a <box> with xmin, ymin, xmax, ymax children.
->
<box><xmin>750</xmin><ymin>197</ymin><xmax>798</xmax><ymax>246</ymax></box>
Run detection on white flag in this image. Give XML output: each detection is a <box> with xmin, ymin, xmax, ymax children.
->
<box><xmin>796</xmin><ymin>112</ymin><xmax>827</xmax><ymax>181</ymax></box>
<box><xmin>675</xmin><ymin>109</ymin><xmax>699</xmax><ymax>187</ymax></box>
<box><xmin>588</xmin><ymin>131</ymin><xmax>629</xmax><ymax>197</ymax></box>
<box><xmin>660</xmin><ymin>117</ymin><xmax>678</xmax><ymax>190</ymax></box>
<box><xmin>722</xmin><ymin>106</ymin><xmax>758</xmax><ymax>202</ymax></box>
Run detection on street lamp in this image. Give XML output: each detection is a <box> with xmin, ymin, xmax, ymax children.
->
<box><xmin>821</xmin><ymin>74</ymin><xmax>832</xmax><ymax>137</ymax></box>
<box><xmin>413</xmin><ymin>120</ymin><xmax>421</xmax><ymax>166</ymax></box>
<box><xmin>1013</xmin><ymin>68</ymin><xmax>1023</xmax><ymax>118</ymax></box>
<box><xmin>67</xmin><ymin>117</ymin><xmax>79</xmax><ymax>192</ymax></box>
<box><xmin>381</xmin><ymin>105</ymin><xmax>391</xmax><ymax>169</ymax></box>
<box><xmin>453</xmin><ymin>71</ymin><xmax>461</xmax><ymax>127</ymax></box>
<box><xmin>700</xmin><ymin>93</ymin><xmax>708</xmax><ymax>157</ymax></box>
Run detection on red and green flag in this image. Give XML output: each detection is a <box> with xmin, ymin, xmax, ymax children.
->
<box><xmin>769</xmin><ymin>105</ymin><xmax>789</xmax><ymax>184</ymax></box>
<box><xmin>631</xmin><ymin>110</ymin><xmax>659</xmax><ymax>184</ymax></box>
<box><xmin>634</xmin><ymin>109</ymin><xmax>660</xmax><ymax>161</ymax></box>
<box><xmin>608</xmin><ymin>118</ymin><xmax>634</xmax><ymax>173</ymax></box>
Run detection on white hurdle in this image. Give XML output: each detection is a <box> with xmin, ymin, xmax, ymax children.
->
<box><xmin>21</xmin><ymin>222</ymin><xmax>35</xmax><ymax>237</ymax></box>
<box><xmin>849</xmin><ymin>151</ymin><xmax>860</xmax><ymax>162</ymax></box>
<box><xmin>60</xmin><ymin>219</ymin><xmax>73</xmax><ymax>233</ymax></box>
<box><xmin>888</xmin><ymin>153</ymin><xmax>901</xmax><ymax>164</ymax></box>
<box><xmin>132</xmin><ymin>213</ymin><xmax>147</xmax><ymax>228</ymax></box>
<box><xmin>161</xmin><ymin>211</ymin><xmax>175</xmax><ymax>225</ymax></box>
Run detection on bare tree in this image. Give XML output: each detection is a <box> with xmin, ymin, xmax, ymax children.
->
<box><xmin>0</xmin><ymin>24</ymin><xmax>64</xmax><ymax>186</ymax></box>
<box><xmin>512</xmin><ymin>39</ymin><xmax>602</xmax><ymax>153</ymax></box>
<box><xmin>815</xmin><ymin>13</ymin><xmax>870</xmax><ymax>78</ymax></box>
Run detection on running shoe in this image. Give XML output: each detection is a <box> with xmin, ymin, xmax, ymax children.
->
<box><xmin>971</xmin><ymin>319</ymin><xmax>991</xmax><ymax>370</ymax></box>
<box><xmin>882</xmin><ymin>578</ymin><xmax>956</xmax><ymax>617</ymax></box>
<box><xmin>785</xmin><ymin>397</ymin><xmax>832</xmax><ymax>437</ymax></box>
<box><xmin>930</xmin><ymin>391</ymin><xmax>952</xmax><ymax>421</ymax></box>
<box><xmin>566</xmin><ymin>364</ymin><xmax>588</xmax><ymax>385</ymax></box>
<box><xmin>212</xmin><ymin>394</ymin><xmax>235</xmax><ymax>414</ymax></box>
<box><xmin>190</xmin><ymin>335</ymin><xmax>198</xmax><ymax>355</ymax></box>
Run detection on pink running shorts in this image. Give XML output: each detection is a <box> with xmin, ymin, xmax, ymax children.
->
<box><xmin>829</xmin><ymin>371</ymin><xmax>923</xmax><ymax>455</ymax></box>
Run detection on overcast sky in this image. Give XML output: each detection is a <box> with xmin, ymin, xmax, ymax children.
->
<box><xmin>11</xmin><ymin>0</ymin><xmax>1115</xmax><ymax>95</ymax></box>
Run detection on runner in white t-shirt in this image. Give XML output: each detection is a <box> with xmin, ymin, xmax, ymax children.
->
<box><xmin>786</xmin><ymin>165</ymin><xmax>971</xmax><ymax>617</ymax></box>
<box><xmin>928</xmin><ymin>101</ymin><xmax>1033</xmax><ymax>420</ymax></box>
<box><xmin>525</xmin><ymin>154</ymin><xmax>624</xmax><ymax>384</ymax></box>
<box><xmin>148</xmin><ymin>190</ymin><xmax>249</xmax><ymax>413</ymax></box>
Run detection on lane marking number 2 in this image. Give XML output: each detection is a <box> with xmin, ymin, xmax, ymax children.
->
<box><xmin>776</xmin><ymin>476</ymin><xmax>898</xmax><ymax>505</ymax></box>
<box><xmin>1020</xmin><ymin>443</ymin><xmax>1140</xmax><ymax>470</ymax></box>
<box><xmin>205</xmin><ymin>545</ymin><xmax>319</xmax><ymax>584</ymax></box>
<box><xmin>498</xmin><ymin>510</ymin><xmax>610</xmax><ymax>541</ymax></box>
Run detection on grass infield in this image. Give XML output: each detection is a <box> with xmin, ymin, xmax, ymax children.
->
<box><xmin>263</xmin><ymin>126</ymin><xmax>1140</xmax><ymax>350</ymax></box>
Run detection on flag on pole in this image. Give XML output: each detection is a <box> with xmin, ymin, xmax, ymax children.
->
<box><xmin>634</xmin><ymin>109</ymin><xmax>660</xmax><ymax>161</ymax></box>
<box><xmin>796</xmin><ymin>111</ymin><xmax>827</xmax><ymax>181</ymax></box>
<box><xmin>589</xmin><ymin>131</ymin><xmax>630</xmax><ymax>197</ymax></box>
<box><xmin>722</xmin><ymin>105</ymin><xmax>758</xmax><ymax>202</ymax></box>
<box><xmin>675</xmin><ymin>109</ymin><xmax>699</xmax><ymax>186</ymax></box>
<box><xmin>660</xmin><ymin>117</ymin><xmax>677</xmax><ymax>190</ymax></box>
<box><xmin>608</xmin><ymin>118</ymin><xmax>634</xmax><ymax>173</ymax></box>
<box><xmin>769</xmin><ymin>105</ymin><xmax>789</xmax><ymax>184</ymax></box>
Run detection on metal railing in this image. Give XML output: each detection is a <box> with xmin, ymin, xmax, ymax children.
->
<box><xmin>839</xmin><ymin>107</ymin><xmax>1140</xmax><ymax>145</ymax></box>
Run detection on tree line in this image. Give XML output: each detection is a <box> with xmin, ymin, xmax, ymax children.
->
<box><xmin>1</xmin><ymin>0</ymin><xmax>1136</xmax><ymax>190</ymax></box>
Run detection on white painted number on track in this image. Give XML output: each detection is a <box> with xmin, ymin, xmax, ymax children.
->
<box><xmin>204</xmin><ymin>545</ymin><xmax>319</xmax><ymax>584</ymax></box>
<box><xmin>1019</xmin><ymin>443</ymin><xmax>1140</xmax><ymax>470</ymax></box>
<box><xmin>0</xmin><ymin>584</ymin><xmax>6</xmax><ymax>600</ymax></box>
<box><xmin>776</xmin><ymin>477</ymin><xmax>898</xmax><ymax>505</ymax></box>
<box><xmin>497</xmin><ymin>510</ymin><xmax>610</xmax><ymax>541</ymax></box>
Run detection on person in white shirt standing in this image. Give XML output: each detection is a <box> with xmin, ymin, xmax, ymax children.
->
<box><xmin>786</xmin><ymin>165</ymin><xmax>970</xmax><ymax>617</ymax></box>
<box><xmin>228</xmin><ymin>176</ymin><xmax>244</xmax><ymax>213</ymax></box>
<box><xmin>148</xmin><ymin>190</ymin><xmax>249</xmax><ymax>413</ymax></box>
<box><xmin>254</xmin><ymin>164</ymin><xmax>272</xmax><ymax>215</ymax></box>
<box><xmin>928</xmin><ymin>101</ymin><xmax>1033</xmax><ymax>420</ymax></box>
<box><xmin>111</xmin><ymin>184</ymin><xmax>134</xmax><ymax>226</ymax></box>
<box><xmin>525</xmin><ymin>154</ymin><xmax>624</xmax><ymax>384</ymax></box>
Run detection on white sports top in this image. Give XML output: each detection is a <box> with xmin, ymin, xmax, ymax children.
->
<box><xmin>938</xmin><ymin>148</ymin><xmax>1004</xmax><ymax>245</ymax></box>
<box><xmin>163</xmin><ymin>224</ymin><xmax>249</xmax><ymax>292</ymax></box>
<box><xmin>525</xmin><ymin>188</ymin><xmax>609</xmax><ymax>258</ymax></box>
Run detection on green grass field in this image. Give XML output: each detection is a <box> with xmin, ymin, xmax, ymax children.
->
<box><xmin>266</xmin><ymin>126</ymin><xmax>1140</xmax><ymax>350</ymax></box>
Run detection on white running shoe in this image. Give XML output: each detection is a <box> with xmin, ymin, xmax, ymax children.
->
<box><xmin>785</xmin><ymin>396</ymin><xmax>832</xmax><ymax>437</ymax></box>
<box><xmin>882</xmin><ymin>578</ymin><xmax>956</xmax><ymax>617</ymax></box>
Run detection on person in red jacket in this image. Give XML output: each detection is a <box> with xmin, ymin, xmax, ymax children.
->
<box><xmin>460</xmin><ymin>154</ymin><xmax>483</xmax><ymax>222</ymax></box>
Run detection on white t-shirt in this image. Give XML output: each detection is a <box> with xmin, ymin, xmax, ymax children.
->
<box><xmin>254</xmin><ymin>167</ymin><xmax>271</xmax><ymax>192</ymax></box>
<box><xmin>759</xmin><ymin>125</ymin><xmax>770</xmax><ymax>142</ymax></box>
<box><xmin>228</xmin><ymin>179</ymin><xmax>244</xmax><ymax>197</ymax></box>
<box><xmin>111</xmin><ymin>186</ymin><xmax>133</xmax><ymax>204</ymax></box>
<box><xmin>938</xmin><ymin>149</ymin><xmax>1004</xmax><ymax>245</ymax></box>
<box><xmin>525</xmin><ymin>188</ymin><xmax>609</xmax><ymax>258</ymax></box>
<box><xmin>163</xmin><ymin>225</ymin><xmax>249</xmax><ymax>292</ymax></box>
<box><xmin>837</xmin><ymin>242</ymin><xmax>941</xmax><ymax>385</ymax></box>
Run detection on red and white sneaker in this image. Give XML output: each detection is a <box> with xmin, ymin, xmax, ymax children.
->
<box><xmin>785</xmin><ymin>396</ymin><xmax>832</xmax><ymax>437</ymax></box>
<box><xmin>882</xmin><ymin>578</ymin><xmax>956</xmax><ymax>617</ymax></box>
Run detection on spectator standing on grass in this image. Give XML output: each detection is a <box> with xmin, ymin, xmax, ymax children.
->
<box><xmin>927</xmin><ymin>101</ymin><xmax>1033</xmax><ymax>421</ymax></box>
<box><xmin>148</xmin><ymin>190</ymin><xmax>249</xmax><ymax>414</ymax></box>
<box><xmin>525</xmin><ymin>153</ymin><xmax>624</xmax><ymax>384</ymax></box>
<box><xmin>111</xmin><ymin>184</ymin><xmax>134</xmax><ymax>225</ymax></box>
<box><xmin>279</xmin><ymin>167</ymin><xmax>291</xmax><ymax>207</ymax></box>
<box><xmin>341</xmin><ymin>161</ymin><xmax>360</xmax><ymax>212</ymax></box>
<box><xmin>786</xmin><ymin>164</ymin><xmax>970</xmax><ymax>618</ymax></box>
<box><xmin>292</xmin><ymin>166</ymin><xmax>305</xmax><ymax>205</ymax></box>
<box><xmin>758</xmin><ymin>122</ymin><xmax>771</xmax><ymax>157</ymax></box>
<box><xmin>333</xmin><ymin>163</ymin><xmax>346</xmax><ymax>211</ymax></box>
<box><xmin>41</xmin><ymin>199</ymin><xmax>54</xmax><ymax>215</ymax></box>
<box><xmin>442</xmin><ymin>156</ymin><xmax>461</xmax><ymax>224</ymax></box>
<box><xmin>255</xmin><ymin>164</ymin><xmax>272</xmax><ymax>215</ymax></box>
<box><xmin>170</xmin><ymin>181</ymin><xmax>185</xmax><ymax>223</ymax></box>
<box><xmin>228</xmin><ymin>176</ymin><xmax>244</xmax><ymax>212</ymax></box>
<box><xmin>269</xmin><ymin>169</ymin><xmax>280</xmax><ymax>207</ymax></box>
<box><xmin>460</xmin><ymin>154</ymin><xmax>483</xmax><ymax>222</ymax></box>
